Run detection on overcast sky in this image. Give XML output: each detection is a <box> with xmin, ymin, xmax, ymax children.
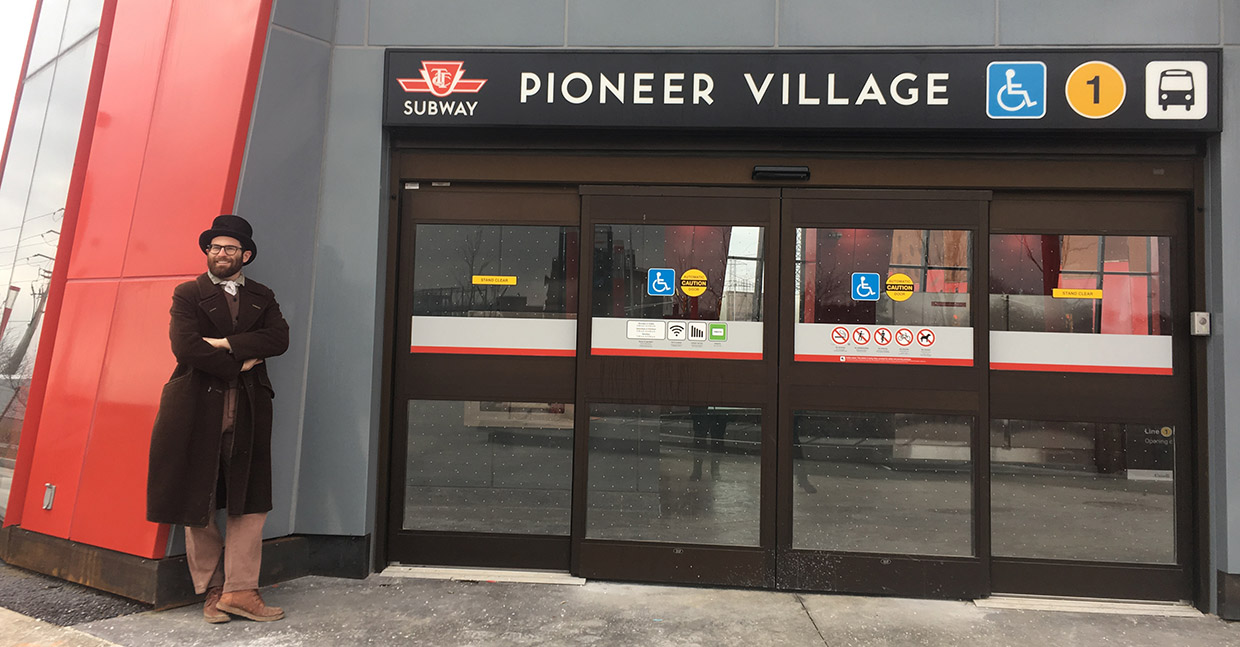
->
<box><xmin>1</xmin><ymin>0</ymin><xmax>39</xmax><ymax>160</ymax></box>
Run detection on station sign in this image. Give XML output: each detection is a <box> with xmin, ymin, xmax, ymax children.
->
<box><xmin>384</xmin><ymin>50</ymin><xmax>1220</xmax><ymax>131</ymax></box>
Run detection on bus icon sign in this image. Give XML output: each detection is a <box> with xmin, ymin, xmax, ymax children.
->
<box><xmin>1146</xmin><ymin>61</ymin><xmax>1207</xmax><ymax>120</ymax></box>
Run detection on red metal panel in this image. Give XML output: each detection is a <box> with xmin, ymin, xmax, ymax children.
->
<box><xmin>65</xmin><ymin>0</ymin><xmax>172</xmax><ymax>280</ymax></box>
<box><xmin>17</xmin><ymin>281</ymin><xmax>118</xmax><ymax>537</ymax></box>
<box><xmin>122</xmin><ymin>0</ymin><xmax>270</xmax><ymax>278</ymax></box>
<box><xmin>68</xmin><ymin>278</ymin><xmax>185</xmax><ymax>557</ymax></box>
<box><xmin>5</xmin><ymin>0</ymin><xmax>119</xmax><ymax>529</ymax></box>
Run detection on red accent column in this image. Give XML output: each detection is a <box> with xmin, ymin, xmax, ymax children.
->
<box><xmin>7</xmin><ymin>0</ymin><xmax>274</xmax><ymax>560</ymax></box>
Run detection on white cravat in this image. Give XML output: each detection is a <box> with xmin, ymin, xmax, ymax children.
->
<box><xmin>221</xmin><ymin>280</ymin><xmax>238</xmax><ymax>296</ymax></box>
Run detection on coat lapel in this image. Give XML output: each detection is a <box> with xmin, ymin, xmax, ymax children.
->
<box><xmin>234</xmin><ymin>280</ymin><xmax>268</xmax><ymax>333</ymax></box>
<box><xmin>195</xmin><ymin>274</ymin><xmax>235</xmax><ymax>335</ymax></box>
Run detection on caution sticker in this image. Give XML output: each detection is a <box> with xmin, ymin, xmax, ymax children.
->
<box><xmin>1052</xmin><ymin>288</ymin><xmax>1103</xmax><ymax>299</ymax></box>
<box><xmin>680</xmin><ymin>269</ymin><xmax>708</xmax><ymax>297</ymax></box>
<box><xmin>472</xmin><ymin>275</ymin><xmax>517</xmax><ymax>285</ymax></box>
<box><xmin>885</xmin><ymin>273</ymin><xmax>914</xmax><ymax>302</ymax></box>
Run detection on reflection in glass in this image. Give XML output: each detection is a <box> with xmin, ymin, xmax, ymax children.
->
<box><xmin>404</xmin><ymin>400</ymin><xmax>573</xmax><ymax>535</ymax></box>
<box><xmin>413</xmin><ymin>225</ymin><xmax>577</xmax><ymax>318</ymax></box>
<box><xmin>587</xmin><ymin>404</ymin><xmax>761</xmax><ymax>546</ymax></box>
<box><xmin>592</xmin><ymin>225</ymin><xmax>764</xmax><ymax>321</ymax></box>
<box><xmin>989</xmin><ymin>235</ymin><xmax>1171</xmax><ymax>335</ymax></box>
<box><xmin>795</xmin><ymin>228</ymin><xmax>972</xmax><ymax>327</ymax></box>
<box><xmin>792</xmin><ymin>411</ymin><xmax>973</xmax><ymax>556</ymax></box>
<box><xmin>991</xmin><ymin>418</ymin><xmax>1175</xmax><ymax>563</ymax></box>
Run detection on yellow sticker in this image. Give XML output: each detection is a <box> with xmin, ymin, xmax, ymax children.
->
<box><xmin>1066</xmin><ymin>61</ymin><xmax>1126</xmax><ymax>119</ymax></box>
<box><xmin>885</xmin><ymin>273</ymin><xmax>914</xmax><ymax>302</ymax></box>
<box><xmin>1052</xmin><ymin>288</ymin><xmax>1103</xmax><ymax>299</ymax></box>
<box><xmin>472</xmin><ymin>275</ymin><xmax>517</xmax><ymax>285</ymax></box>
<box><xmin>1160</xmin><ymin>426</ymin><xmax>1174</xmax><ymax>438</ymax></box>
<box><xmin>680</xmin><ymin>268</ymin><xmax>708</xmax><ymax>297</ymax></box>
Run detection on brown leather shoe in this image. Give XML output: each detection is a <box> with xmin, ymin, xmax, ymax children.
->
<box><xmin>216</xmin><ymin>589</ymin><xmax>284</xmax><ymax>622</ymax></box>
<box><xmin>203</xmin><ymin>586</ymin><xmax>229</xmax><ymax>623</ymax></box>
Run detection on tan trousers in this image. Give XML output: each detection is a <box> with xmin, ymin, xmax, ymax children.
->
<box><xmin>185</xmin><ymin>387</ymin><xmax>266</xmax><ymax>594</ymax></box>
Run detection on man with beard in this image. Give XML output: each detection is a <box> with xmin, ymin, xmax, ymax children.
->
<box><xmin>147</xmin><ymin>215</ymin><xmax>289</xmax><ymax>623</ymax></box>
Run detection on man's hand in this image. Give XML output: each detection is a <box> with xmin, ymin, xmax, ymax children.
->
<box><xmin>240</xmin><ymin>358</ymin><xmax>264</xmax><ymax>372</ymax></box>
<box><xmin>203</xmin><ymin>337</ymin><xmax>232</xmax><ymax>352</ymax></box>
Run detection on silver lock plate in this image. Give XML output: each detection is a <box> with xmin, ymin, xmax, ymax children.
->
<box><xmin>1191</xmin><ymin>312</ymin><xmax>1210</xmax><ymax>336</ymax></box>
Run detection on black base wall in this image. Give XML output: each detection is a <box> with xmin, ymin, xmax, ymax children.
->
<box><xmin>1219</xmin><ymin>571</ymin><xmax>1240</xmax><ymax>620</ymax></box>
<box><xmin>0</xmin><ymin>526</ymin><xmax>370</xmax><ymax>608</ymax></box>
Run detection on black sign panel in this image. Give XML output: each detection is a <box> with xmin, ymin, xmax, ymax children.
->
<box><xmin>384</xmin><ymin>50</ymin><xmax>1220</xmax><ymax>132</ymax></box>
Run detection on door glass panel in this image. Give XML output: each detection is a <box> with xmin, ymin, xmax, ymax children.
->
<box><xmin>792</xmin><ymin>411</ymin><xmax>974</xmax><ymax>556</ymax></box>
<box><xmin>590</xmin><ymin>225</ymin><xmax>764</xmax><ymax>359</ymax></box>
<box><xmin>793</xmin><ymin>228</ymin><xmax>973</xmax><ymax>366</ymax></box>
<box><xmin>990</xmin><ymin>418</ymin><xmax>1175</xmax><ymax>563</ymax></box>
<box><xmin>404</xmin><ymin>400</ymin><xmax>574</xmax><ymax>535</ymax></box>
<box><xmin>586</xmin><ymin>404</ymin><xmax>762</xmax><ymax>546</ymax></box>
<box><xmin>989</xmin><ymin>235</ymin><xmax>1172</xmax><ymax>374</ymax></box>
<box><xmin>411</xmin><ymin>225</ymin><xmax>578</xmax><ymax>355</ymax></box>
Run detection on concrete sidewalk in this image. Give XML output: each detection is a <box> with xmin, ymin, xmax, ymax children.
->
<box><xmin>4</xmin><ymin>570</ymin><xmax>1240</xmax><ymax>646</ymax></box>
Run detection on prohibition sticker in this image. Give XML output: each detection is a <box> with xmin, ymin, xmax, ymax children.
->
<box><xmin>472</xmin><ymin>275</ymin><xmax>517</xmax><ymax>285</ymax></box>
<box><xmin>885</xmin><ymin>273</ymin><xmax>914</xmax><ymax>302</ymax></box>
<box><xmin>874</xmin><ymin>327</ymin><xmax>892</xmax><ymax>345</ymax></box>
<box><xmin>680</xmin><ymin>268</ymin><xmax>708</xmax><ymax>297</ymax></box>
<box><xmin>916</xmin><ymin>329</ymin><xmax>936</xmax><ymax>347</ymax></box>
<box><xmin>852</xmin><ymin>327</ymin><xmax>871</xmax><ymax>345</ymax></box>
<box><xmin>896</xmin><ymin>328</ymin><xmax>914</xmax><ymax>346</ymax></box>
<box><xmin>1066</xmin><ymin>61</ymin><xmax>1125</xmax><ymax>119</ymax></box>
<box><xmin>831</xmin><ymin>327</ymin><xmax>850</xmax><ymax>345</ymax></box>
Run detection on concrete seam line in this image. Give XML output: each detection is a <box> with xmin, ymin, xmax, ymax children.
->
<box><xmin>796</xmin><ymin>593</ymin><xmax>830</xmax><ymax>646</ymax></box>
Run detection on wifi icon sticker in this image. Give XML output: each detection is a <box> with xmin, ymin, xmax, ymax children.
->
<box><xmin>668</xmin><ymin>321</ymin><xmax>688</xmax><ymax>341</ymax></box>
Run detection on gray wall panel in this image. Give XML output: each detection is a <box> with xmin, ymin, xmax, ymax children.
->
<box><xmin>273</xmin><ymin>0</ymin><xmax>338</xmax><ymax>42</ymax></box>
<box><xmin>998</xmin><ymin>0</ymin><xmax>1220</xmax><ymax>45</ymax></box>
<box><xmin>233</xmin><ymin>28</ymin><xmax>333</xmax><ymax>537</ymax></box>
<box><xmin>780</xmin><ymin>0</ymin><xmax>994</xmax><ymax>47</ymax></box>
<box><xmin>369</xmin><ymin>0</ymin><xmax>564</xmax><ymax>46</ymax></box>
<box><xmin>568</xmin><ymin>0</ymin><xmax>774</xmax><ymax>47</ymax></box>
<box><xmin>1217</xmin><ymin>47</ymin><xmax>1240</xmax><ymax>575</ymax></box>
<box><xmin>294</xmin><ymin>47</ymin><xmax>387</xmax><ymax>535</ymax></box>
<box><xmin>336</xmin><ymin>0</ymin><xmax>367</xmax><ymax>45</ymax></box>
<box><xmin>1227</xmin><ymin>0</ymin><xmax>1240</xmax><ymax>44</ymax></box>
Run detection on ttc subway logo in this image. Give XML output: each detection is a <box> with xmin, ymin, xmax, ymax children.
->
<box><xmin>986</xmin><ymin>62</ymin><xmax>1046</xmax><ymax>119</ymax></box>
<box><xmin>398</xmin><ymin>61</ymin><xmax>487</xmax><ymax>117</ymax></box>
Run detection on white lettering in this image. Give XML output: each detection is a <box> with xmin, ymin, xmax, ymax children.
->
<box><xmin>745</xmin><ymin>73</ymin><xmax>774</xmax><ymax>104</ymax></box>
<box><xmin>547</xmin><ymin>72</ymin><xmax>556</xmax><ymax>103</ymax></box>
<box><xmin>403</xmin><ymin>100</ymin><xmax>413</xmax><ymax>115</ymax></box>
<box><xmin>693</xmin><ymin>73</ymin><xmax>714</xmax><ymax>105</ymax></box>
<box><xmin>798</xmin><ymin>73</ymin><xmax>820</xmax><ymax>105</ymax></box>
<box><xmin>663</xmin><ymin>72</ymin><xmax>684</xmax><ymax>104</ymax></box>
<box><xmin>600</xmin><ymin>73</ymin><xmax>624</xmax><ymax>103</ymax></box>
<box><xmin>562</xmin><ymin>72</ymin><xmax>592</xmax><ymax>104</ymax></box>
<box><xmin>826</xmin><ymin>73</ymin><xmax>848</xmax><ymax>105</ymax></box>
<box><xmin>855</xmin><ymin>74</ymin><xmax>886</xmax><ymax>105</ymax></box>
<box><xmin>890</xmin><ymin>73</ymin><xmax>918</xmax><ymax>106</ymax></box>
<box><xmin>927</xmin><ymin>73</ymin><xmax>949</xmax><ymax>105</ymax></box>
<box><xmin>519</xmin><ymin>72</ymin><xmax>540</xmax><ymax>104</ymax></box>
<box><xmin>465</xmin><ymin>101</ymin><xmax>476</xmax><ymax>115</ymax></box>
<box><xmin>633</xmin><ymin>73</ymin><xmax>654</xmax><ymax>104</ymax></box>
<box><xmin>781</xmin><ymin>73</ymin><xmax>790</xmax><ymax>105</ymax></box>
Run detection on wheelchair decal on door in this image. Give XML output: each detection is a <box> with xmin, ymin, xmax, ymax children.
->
<box><xmin>986</xmin><ymin>61</ymin><xmax>1047</xmax><ymax>120</ymax></box>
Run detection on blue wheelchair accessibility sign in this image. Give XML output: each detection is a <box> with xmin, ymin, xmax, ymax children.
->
<box><xmin>987</xmin><ymin>61</ymin><xmax>1046</xmax><ymax>119</ymax></box>
<box><xmin>648</xmin><ymin>268</ymin><xmax>676</xmax><ymax>296</ymax></box>
<box><xmin>851</xmin><ymin>273</ymin><xmax>881</xmax><ymax>301</ymax></box>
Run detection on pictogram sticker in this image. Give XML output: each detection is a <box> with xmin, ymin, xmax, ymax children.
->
<box><xmin>896</xmin><ymin>328</ymin><xmax>914</xmax><ymax>346</ymax></box>
<box><xmin>874</xmin><ymin>327</ymin><xmax>892</xmax><ymax>346</ymax></box>
<box><xmin>885</xmin><ymin>273</ymin><xmax>914</xmax><ymax>302</ymax></box>
<box><xmin>1066</xmin><ymin>61</ymin><xmax>1125</xmax><ymax>119</ymax></box>
<box><xmin>832</xmin><ymin>327</ymin><xmax>850</xmax><ymax>345</ymax></box>
<box><xmin>852</xmin><ymin>327</ymin><xmax>871</xmax><ymax>345</ymax></box>
<box><xmin>917</xmin><ymin>328</ymin><xmax>936</xmax><ymax>347</ymax></box>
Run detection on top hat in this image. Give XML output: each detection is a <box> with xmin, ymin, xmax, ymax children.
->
<box><xmin>199</xmin><ymin>215</ymin><xmax>257</xmax><ymax>265</ymax></box>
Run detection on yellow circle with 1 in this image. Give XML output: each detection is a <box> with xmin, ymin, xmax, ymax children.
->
<box><xmin>680</xmin><ymin>268</ymin><xmax>708</xmax><ymax>297</ymax></box>
<box><xmin>1066</xmin><ymin>61</ymin><xmax>1125</xmax><ymax>119</ymax></box>
<box><xmin>885</xmin><ymin>273</ymin><xmax>914</xmax><ymax>302</ymax></box>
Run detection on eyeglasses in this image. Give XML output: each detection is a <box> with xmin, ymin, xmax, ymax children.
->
<box><xmin>206</xmin><ymin>244</ymin><xmax>242</xmax><ymax>256</ymax></box>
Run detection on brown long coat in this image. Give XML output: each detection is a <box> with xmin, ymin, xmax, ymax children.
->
<box><xmin>146</xmin><ymin>273</ymin><xmax>289</xmax><ymax>527</ymax></box>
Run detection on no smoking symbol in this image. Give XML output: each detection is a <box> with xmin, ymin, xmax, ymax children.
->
<box><xmin>852</xmin><ymin>328</ymin><xmax>871</xmax><ymax>345</ymax></box>
<box><xmin>875</xmin><ymin>328</ymin><xmax>892</xmax><ymax>345</ymax></box>
<box><xmin>917</xmin><ymin>329</ymin><xmax>936</xmax><ymax>347</ymax></box>
<box><xmin>831</xmin><ymin>327</ymin><xmax>850</xmax><ymax>345</ymax></box>
<box><xmin>896</xmin><ymin>328</ymin><xmax>913</xmax><ymax>346</ymax></box>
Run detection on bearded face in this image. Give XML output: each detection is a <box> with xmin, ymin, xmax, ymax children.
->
<box><xmin>206</xmin><ymin>235</ymin><xmax>251</xmax><ymax>279</ymax></box>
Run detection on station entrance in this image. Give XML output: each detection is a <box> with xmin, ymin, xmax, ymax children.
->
<box><xmin>384</xmin><ymin>152</ymin><xmax>1197</xmax><ymax>601</ymax></box>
